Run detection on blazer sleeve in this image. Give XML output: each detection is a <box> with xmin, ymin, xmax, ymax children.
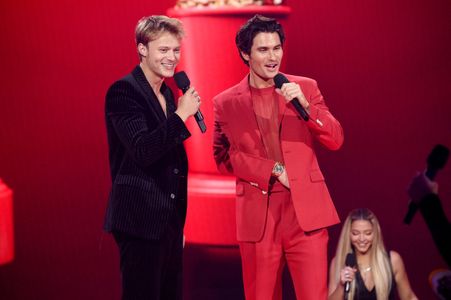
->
<box><xmin>106</xmin><ymin>80</ymin><xmax>191</xmax><ymax>167</ymax></box>
<box><xmin>303</xmin><ymin>79</ymin><xmax>344</xmax><ymax>150</ymax></box>
<box><xmin>419</xmin><ymin>194</ymin><xmax>451</xmax><ymax>267</ymax></box>
<box><xmin>213</xmin><ymin>96</ymin><xmax>274</xmax><ymax>191</ymax></box>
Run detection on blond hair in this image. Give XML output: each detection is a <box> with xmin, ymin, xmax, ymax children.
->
<box><xmin>135</xmin><ymin>15</ymin><xmax>184</xmax><ymax>60</ymax></box>
<box><xmin>333</xmin><ymin>208</ymin><xmax>392</xmax><ymax>299</ymax></box>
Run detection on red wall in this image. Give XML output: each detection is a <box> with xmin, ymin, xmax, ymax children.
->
<box><xmin>0</xmin><ymin>0</ymin><xmax>450</xmax><ymax>299</ymax></box>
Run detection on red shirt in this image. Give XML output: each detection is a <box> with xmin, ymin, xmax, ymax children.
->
<box><xmin>250</xmin><ymin>85</ymin><xmax>284</xmax><ymax>164</ymax></box>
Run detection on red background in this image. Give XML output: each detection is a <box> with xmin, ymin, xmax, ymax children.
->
<box><xmin>0</xmin><ymin>0</ymin><xmax>450</xmax><ymax>299</ymax></box>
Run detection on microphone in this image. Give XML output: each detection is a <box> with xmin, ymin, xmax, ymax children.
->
<box><xmin>404</xmin><ymin>144</ymin><xmax>449</xmax><ymax>224</ymax></box>
<box><xmin>345</xmin><ymin>252</ymin><xmax>356</xmax><ymax>297</ymax></box>
<box><xmin>274</xmin><ymin>73</ymin><xmax>309</xmax><ymax>121</ymax></box>
<box><xmin>174</xmin><ymin>71</ymin><xmax>207</xmax><ymax>133</ymax></box>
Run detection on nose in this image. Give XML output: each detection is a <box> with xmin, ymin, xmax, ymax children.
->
<box><xmin>269</xmin><ymin>50</ymin><xmax>276</xmax><ymax>60</ymax></box>
<box><xmin>167</xmin><ymin>50</ymin><xmax>177</xmax><ymax>61</ymax></box>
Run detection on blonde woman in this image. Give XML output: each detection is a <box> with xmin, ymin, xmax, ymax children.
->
<box><xmin>328</xmin><ymin>208</ymin><xmax>418</xmax><ymax>300</ymax></box>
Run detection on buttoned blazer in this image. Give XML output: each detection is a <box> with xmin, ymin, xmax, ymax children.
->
<box><xmin>213</xmin><ymin>74</ymin><xmax>344</xmax><ymax>242</ymax></box>
<box><xmin>104</xmin><ymin>65</ymin><xmax>191</xmax><ymax>240</ymax></box>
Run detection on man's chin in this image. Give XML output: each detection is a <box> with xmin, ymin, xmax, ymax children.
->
<box><xmin>161</xmin><ymin>70</ymin><xmax>175</xmax><ymax>78</ymax></box>
<box><xmin>265</xmin><ymin>70</ymin><xmax>280</xmax><ymax>79</ymax></box>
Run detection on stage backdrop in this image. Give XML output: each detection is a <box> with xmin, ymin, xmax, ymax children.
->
<box><xmin>0</xmin><ymin>0</ymin><xmax>450</xmax><ymax>299</ymax></box>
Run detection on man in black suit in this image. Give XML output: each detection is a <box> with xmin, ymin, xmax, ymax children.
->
<box><xmin>103</xmin><ymin>15</ymin><xmax>201</xmax><ymax>299</ymax></box>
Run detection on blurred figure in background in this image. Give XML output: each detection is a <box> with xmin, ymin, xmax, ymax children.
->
<box><xmin>407</xmin><ymin>171</ymin><xmax>450</xmax><ymax>268</ymax></box>
<box><xmin>408</xmin><ymin>170</ymin><xmax>451</xmax><ymax>299</ymax></box>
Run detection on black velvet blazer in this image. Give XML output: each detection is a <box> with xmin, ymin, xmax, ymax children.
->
<box><xmin>103</xmin><ymin>65</ymin><xmax>191</xmax><ymax>240</ymax></box>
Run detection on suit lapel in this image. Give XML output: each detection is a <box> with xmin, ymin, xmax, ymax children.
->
<box><xmin>236</xmin><ymin>75</ymin><xmax>254</xmax><ymax>117</ymax></box>
<box><xmin>236</xmin><ymin>75</ymin><xmax>289</xmax><ymax>128</ymax></box>
<box><xmin>278</xmin><ymin>93</ymin><xmax>288</xmax><ymax>128</ymax></box>
<box><xmin>234</xmin><ymin>76</ymin><xmax>269</xmax><ymax>157</ymax></box>
<box><xmin>162</xmin><ymin>84</ymin><xmax>176</xmax><ymax>116</ymax></box>
<box><xmin>236</xmin><ymin>75</ymin><xmax>260</xmax><ymax>132</ymax></box>
<box><xmin>131</xmin><ymin>66</ymin><xmax>167</xmax><ymax>121</ymax></box>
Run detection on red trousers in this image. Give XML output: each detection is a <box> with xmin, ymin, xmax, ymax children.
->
<box><xmin>239</xmin><ymin>184</ymin><xmax>329</xmax><ymax>300</ymax></box>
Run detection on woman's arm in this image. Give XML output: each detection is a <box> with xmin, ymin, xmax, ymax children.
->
<box><xmin>391</xmin><ymin>251</ymin><xmax>418</xmax><ymax>300</ymax></box>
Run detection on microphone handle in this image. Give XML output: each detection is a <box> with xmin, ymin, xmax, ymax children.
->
<box><xmin>194</xmin><ymin>111</ymin><xmax>207</xmax><ymax>133</ymax></box>
<box><xmin>291</xmin><ymin>98</ymin><xmax>309</xmax><ymax>121</ymax></box>
<box><xmin>403</xmin><ymin>202</ymin><xmax>418</xmax><ymax>224</ymax></box>
<box><xmin>180</xmin><ymin>86</ymin><xmax>206</xmax><ymax>133</ymax></box>
<box><xmin>345</xmin><ymin>281</ymin><xmax>350</xmax><ymax>293</ymax></box>
<box><xmin>344</xmin><ymin>281</ymin><xmax>351</xmax><ymax>300</ymax></box>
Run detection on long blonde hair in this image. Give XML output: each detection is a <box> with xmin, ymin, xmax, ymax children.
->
<box><xmin>333</xmin><ymin>208</ymin><xmax>392</xmax><ymax>299</ymax></box>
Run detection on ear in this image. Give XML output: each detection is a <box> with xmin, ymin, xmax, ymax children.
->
<box><xmin>138</xmin><ymin>43</ymin><xmax>148</xmax><ymax>57</ymax></box>
<box><xmin>241</xmin><ymin>51</ymin><xmax>250</xmax><ymax>63</ymax></box>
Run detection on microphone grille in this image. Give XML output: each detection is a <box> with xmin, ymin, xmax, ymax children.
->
<box><xmin>174</xmin><ymin>71</ymin><xmax>190</xmax><ymax>89</ymax></box>
<box><xmin>274</xmin><ymin>73</ymin><xmax>289</xmax><ymax>89</ymax></box>
<box><xmin>427</xmin><ymin>144</ymin><xmax>449</xmax><ymax>170</ymax></box>
<box><xmin>345</xmin><ymin>252</ymin><xmax>356</xmax><ymax>267</ymax></box>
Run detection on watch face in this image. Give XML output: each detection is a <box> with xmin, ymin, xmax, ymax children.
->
<box><xmin>274</xmin><ymin>163</ymin><xmax>284</xmax><ymax>176</ymax></box>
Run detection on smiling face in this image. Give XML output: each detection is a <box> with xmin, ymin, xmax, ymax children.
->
<box><xmin>138</xmin><ymin>31</ymin><xmax>181</xmax><ymax>81</ymax></box>
<box><xmin>242</xmin><ymin>32</ymin><xmax>283</xmax><ymax>88</ymax></box>
<box><xmin>350</xmin><ymin>220</ymin><xmax>374</xmax><ymax>255</ymax></box>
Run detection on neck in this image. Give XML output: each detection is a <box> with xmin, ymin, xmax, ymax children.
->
<box><xmin>356</xmin><ymin>252</ymin><xmax>371</xmax><ymax>267</ymax></box>
<box><xmin>249</xmin><ymin>71</ymin><xmax>274</xmax><ymax>89</ymax></box>
<box><xmin>140</xmin><ymin>62</ymin><xmax>164</xmax><ymax>95</ymax></box>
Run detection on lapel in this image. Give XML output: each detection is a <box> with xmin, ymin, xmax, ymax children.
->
<box><xmin>235</xmin><ymin>74</ymin><xmax>290</xmax><ymax>128</ymax></box>
<box><xmin>131</xmin><ymin>65</ymin><xmax>167</xmax><ymax>122</ymax></box>
<box><xmin>233</xmin><ymin>75</ymin><xmax>280</xmax><ymax>157</ymax></box>
<box><xmin>234</xmin><ymin>76</ymin><xmax>261</xmax><ymax>135</ymax></box>
<box><xmin>235</xmin><ymin>75</ymin><xmax>254</xmax><ymax>116</ymax></box>
<box><xmin>277</xmin><ymin>92</ymin><xmax>288</xmax><ymax>128</ymax></box>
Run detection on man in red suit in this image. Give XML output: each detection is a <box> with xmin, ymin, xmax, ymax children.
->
<box><xmin>213</xmin><ymin>15</ymin><xmax>344</xmax><ymax>300</ymax></box>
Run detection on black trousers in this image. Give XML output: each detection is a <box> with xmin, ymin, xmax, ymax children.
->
<box><xmin>113</xmin><ymin>227</ymin><xmax>183</xmax><ymax>300</ymax></box>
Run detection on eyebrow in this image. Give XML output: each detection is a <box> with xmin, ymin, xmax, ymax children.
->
<box><xmin>158</xmin><ymin>46</ymin><xmax>180</xmax><ymax>50</ymax></box>
<box><xmin>257</xmin><ymin>44</ymin><xmax>281</xmax><ymax>49</ymax></box>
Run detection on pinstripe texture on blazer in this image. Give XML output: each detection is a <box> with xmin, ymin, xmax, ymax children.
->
<box><xmin>104</xmin><ymin>65</ymin><xmax>191</xmax><ymax>240</ymax></box>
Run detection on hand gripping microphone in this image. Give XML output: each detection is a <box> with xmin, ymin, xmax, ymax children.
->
<box><xmin>344</xmin><ymin>252</ymin><xmax>356</xmax><ymax>297</ymax></box>
<box><xmin>404</xmin><ymin>144</ymin><xmax>449</xmax><ymax>224</ymax></box>
<box><xmin>174</xmin><ymin>71</ymin><xmax>207</xmax><ymax>133</ymax></box>
<box><xmin>274</xmin><ymin>73</ymin><xmax>309</xmax><ymax>121</ymax></box>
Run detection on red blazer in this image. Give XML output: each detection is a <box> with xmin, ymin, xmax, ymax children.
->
<box><xmin>213</xmin><ymin>74</ymin><xmax>344</xmax><ymax>242</ymax></box>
